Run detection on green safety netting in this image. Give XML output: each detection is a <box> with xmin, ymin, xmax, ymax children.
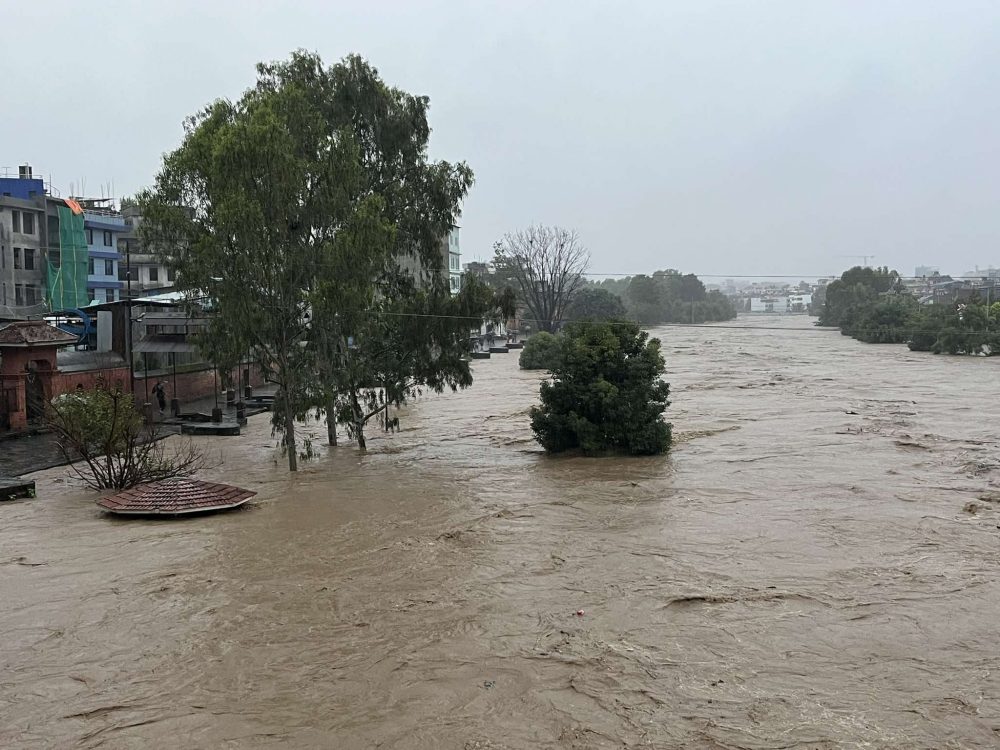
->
<box><xmin>46</xmin><ymin>205</ymin><xmax>89</xmax><ymax>310</ymax></box>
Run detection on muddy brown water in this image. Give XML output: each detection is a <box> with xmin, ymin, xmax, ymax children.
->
<box><xmin>2</xmin><ymin>317</ymin><xmax>999</xmax><ymax>749</ymax></box>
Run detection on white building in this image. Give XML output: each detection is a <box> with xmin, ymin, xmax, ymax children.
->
<box><xmin>446</xmin><ymin>227</ymin><xmax>461</xmax><ymax>293</ymax></box>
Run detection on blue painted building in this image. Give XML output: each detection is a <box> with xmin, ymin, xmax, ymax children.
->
<box><xmin>83</xmin><ymin>210</ymin><xmax>126</xmax><ymax>303</ymax></box>
<box><xmin>0</xmin><ymin>175</ymin><xmax>45</xmax><ymax>201</ymax></box>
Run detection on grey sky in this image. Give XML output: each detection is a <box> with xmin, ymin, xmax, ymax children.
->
<box><xmin>4</xmin><ymin>0</ymin><xmax>999</xmax><ymax>278</ymax></box>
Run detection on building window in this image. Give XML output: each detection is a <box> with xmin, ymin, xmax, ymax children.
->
<box><xmin>86</xmin><ymin>228</ymin><xmax>94</xmax><ymax>244</ymax></box>
<box><xmin>166</xmin><ymin>267</ymin><xmax>176</xmax><ymax>282</ymax></box>
<box><xmin>25</xmin><ymin>285</ymin><xmax>37</xmax><ymax>305</ymax></box>
<box><xmin>88</xmin><ymin>257</ymin><xmax>95</xmax><ymax>275</ymax></box>
<box><xmin>149</xmin><ymin>266</ymin><xmax>159</xmax><ymax>283</ymax></box>
<box><xmin>11</xmin><ymin>210</ymin><xmax>20</xmax><ymax>233</ymax></box>
<box><xmin>13</xmin><ymin>247</ymin><xmax>21</xmax><ymax>270</ymax></box>
<box><xmin>1</xmin><ymin>245</ymin><xmax>5</xmax><ymax>268</ymax></box>
<box><xmin>15</xmin><ymin>285</ymin><xmax>24</xmax><ymax>306</ymax></box>
<box><xmin>104</xmin><ymin>259</ymin><xmax>114</xmax><ymax>276</ymax></box>
<box><xmin>23</xmin><ymin>248</ymin><xmax>34</xmax><ymax>271</ymax></box>
<box><xmin>87</xmin><ymin>288</ymin><xmax>96</xmax><ymax>302</ymax></box>
<box><xmin>103</xmin><ymin>231</ymin><xmax>113</xmax><ymax>247</ymax></box>
<box><xmin>22</xmin><ymin>213</ymin><xmax>34</xmax><ymax>235</ymax></box>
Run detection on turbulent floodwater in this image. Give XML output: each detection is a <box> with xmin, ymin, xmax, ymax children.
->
<box><xmin>2</xmin><ymin>317</ymin><xmax>1000</xmax><ymax>749</ymax></box>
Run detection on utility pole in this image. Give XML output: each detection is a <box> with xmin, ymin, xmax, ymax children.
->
<box><xmin>125</xmin><ymin>242</ymin><xmax>135</xmax><ymax>395</ymax></box>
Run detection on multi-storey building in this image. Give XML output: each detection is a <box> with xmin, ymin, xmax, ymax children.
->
<box><xmin>0</xmin><ymin>166</ymin><xmax>48</xmax><ymax>319</ymax></box>
<box><xmin>79</xmin><ymin>202</ymin><xmax>127</xmax><ymax>303</ymax></box>
<box><xmin>117</xmin><ymin>204</ymin><xmax>176</xmax><ymax>298</ymax></box>
<box><xmin>446</xmin><ymin>226</ymin><xmax>461</xmax><ymax>293</ymax></box>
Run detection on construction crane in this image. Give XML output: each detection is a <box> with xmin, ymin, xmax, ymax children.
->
<box><xmin>836</xmin><ymin>254</ymin><xmax>876</xmax><ymax>267</ymax></box>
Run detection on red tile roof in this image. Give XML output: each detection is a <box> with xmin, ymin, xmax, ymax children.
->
<box><xmin>0</xmin><ymin>321</ymin><xmax>78</xmax><ymax>347</ymax></box>
<box><xmin>97</xmin><ymin>478</ymin><xmax>256</xmax><ymax>516</ymax></box>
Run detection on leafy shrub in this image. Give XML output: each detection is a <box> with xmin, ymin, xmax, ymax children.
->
<box><xmin>519</xmin><ymin>331</ymin><xmax>563</xmax><ymax>370</ymax></box>
<box><xmin>47</xmin><ymin>386</ymin><xmax>206</xmax><ymax>490</ymax></box>
<box><xmin>530</xmin><ymin>321</ymin><xmax>672</xmax><ymax>456</ymax></box>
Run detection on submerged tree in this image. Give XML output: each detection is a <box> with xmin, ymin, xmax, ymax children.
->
<box><xmin>566</xmin><ymin>287</ymin><xmax>628</xmax><ymax>322</ymax></box>
<box><xmin>494</xmin><ymin>225</ymin><xmax>590</xmax><ymax>333</ymax></box>
<box><xmin>140</xmin><ymin>51</ymin><xmax>479</xmax><ymax>468</ymax></box>
<box><xmin>48</xmin><ymin>386</ymin><xmax>206</xmax><ymax>490</ymax></box>
<box><xmin>530</xmin><ymin>321</ymin><xmax>672</xmax><ymax>456</ymax></box>
<box><xmin>323</xmin><ymin>274</ymin><xmax>506</xmax><ymax>450</ymax></box>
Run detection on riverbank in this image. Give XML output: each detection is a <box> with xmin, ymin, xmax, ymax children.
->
<box><xmin>2</xmin><ymin>317</ymin><xmax>999</xmax><ymax>748</ymax></box>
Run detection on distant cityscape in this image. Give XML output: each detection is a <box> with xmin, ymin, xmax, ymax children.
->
<box><xmin>709</xmin><ymin>264</ymin><xmax>1000</xmax><ymax>315</ymax></box>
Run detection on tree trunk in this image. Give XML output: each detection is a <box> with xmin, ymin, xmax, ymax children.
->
<box><xmin>326</xmin><ymin>394</ymin><xmax>338</xmax><ymax>446</ymax></box>
<box><xmin>350</xmin><ymin>389</ymin><xmax>366</xmax><ymax>452</ymax></box>
<box><xmin>384</xmin><ymin>382</ymin><xmax>390</xmax><ymax>431</ymax></box>
<box><xmin>282</xmin><ymin>389</ymin><xmax>298</xmax><ymax>472</ymax></box>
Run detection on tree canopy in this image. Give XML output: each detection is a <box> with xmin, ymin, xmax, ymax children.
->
<box><xmin>624</xmin><ymin>270</ymin><xmax>736</xmax><ymax>324</ymax></box>
<box><xmin>566</xmin><ymin>287</ymin><xmax>628</xmax><ymax>322</ymax></box>
<box><xmin>139</xmin><ymin>51</ymin><xmax>490</xmax><ymax>468</ymax></box>
<box><xmin>530</xmin><ymin>321</ymin><xmax>672</xmax><ymax>455</ymax></box>
<box><xmin>818</xmin><ymin>266</ymin><xmax>1000</xmax><ymax>355</ymax></box>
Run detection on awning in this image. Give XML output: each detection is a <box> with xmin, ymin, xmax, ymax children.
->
<box><xmin>133</xmin><ymin>335</ymin><xmax>198</xmax><ymax>354</ymax></box>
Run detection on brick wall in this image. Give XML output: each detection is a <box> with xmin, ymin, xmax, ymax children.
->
<box><xmin>48</xmin><ymin>364</ymin><xmax>267</xmax><ymax>405</ymax></box>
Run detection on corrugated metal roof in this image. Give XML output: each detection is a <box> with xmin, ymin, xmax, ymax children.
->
<box><xmin>133</xmin><ymin>335</ymin><xmax>198</xmax><ymax>353</ymax></box>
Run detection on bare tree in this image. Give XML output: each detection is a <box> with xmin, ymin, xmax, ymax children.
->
<box><xmin>47</xmin><ymin>386</ymin><xmax>208</xmax><ymax>491</ymax></box>
<box><xmin>494</xmin><ymin>226</ymin><xmax>590</xmax><ymax>333</ymax></box>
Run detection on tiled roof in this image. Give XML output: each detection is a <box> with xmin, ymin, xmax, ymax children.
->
<box><xmin>97</xmin><ymin>478</ymin><xmax>256</xmax><ymax>515</ymax></box>
<box><xmin>0</xmin><ymin>321</ymin><xmax>78</xmax><ymax>347</ymax></box>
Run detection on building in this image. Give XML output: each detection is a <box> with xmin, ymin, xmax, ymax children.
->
<box><xmin>80</xmin><ymin>201</ymin><xmax>127</xmax><ymax>304</ymax></box>
<box><xmin>398</xmin><ymin>225</ymin><xmax>461</xmax><ymax>293</ymax></box>
<box><xmin>749</xmin><ymin>296</ymin><xmax>788</xmax><ymax>313</ymax></box>
<box><xmin>915</xmin><ymin>265</ymin><xmax>939</xmax><ymax>278</ymax></box>
<box><xmin>0</xmin><ymin>320</ymin><xmax>78</xmax><ymax>430</ymax></box>
<box><xmin>117</xmin><ymin>204</ymin><xmax>176</xmax><ymax>298</ymax></box>
<box><xmin>445</xmin><ymin>227</ymin><xmax>461</xmax><ymax>293</ymax></box>
<box><xmin>0</xmin><ymin>166</ymin><xmax>48</xmax><ymax>318</ymax></box>
<box><xmin>787</xmin><ymin>293</ymin><xmax>812</xmax><ymax>313</ymax></box>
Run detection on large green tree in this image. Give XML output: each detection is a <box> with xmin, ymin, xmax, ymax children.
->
<box><xmin>818</xmin><ymin>266</ymin><xmax>902</xmax><ymax>328</ymax></box>
<box><xmin>530</xmin><ymin>321</ymin><xmax>672</xmax><ymax>456</ymax></box>
<box><xmin>566</xmin><ymin>287</ymin><xmax>628</xmax><ymax>321</ymax></box>
<box><xmin>140</xmin><ymin>51</ymin><xmax>479</xmax><ymax>469</ymax></box>
<box><xmin>624</xmin><ymin>270</ymin><xmax>735</xmax><ymax>324</ymax></box>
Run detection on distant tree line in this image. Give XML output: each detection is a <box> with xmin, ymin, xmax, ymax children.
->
<box><xmin>480</xmin><ymin>236</ymin><xmax>736</xmax><ymax>329</ymax></box>
<box><xmin>819</xmin><ymin>266</ymin><xmax>1000</xmax><ymax>355</ymax></box>
<box><xmin>580</xmin><ymin>270</ymin><xmax>737</xmax><ymax>325</ymax></box>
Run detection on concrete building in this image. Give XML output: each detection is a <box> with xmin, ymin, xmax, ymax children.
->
<box><xmin>446</xmin><ymin>227</ymin><xmax>461</xmax><ymax>293</ymax></box>
<box><xmin>117</xmin><ymin>205</ymin><xmax>176</xmax><ymax>298</ymax></box>
<box><xmin>80</xmin><ymin>202</ymin><xmax>126</xmax><ymax>304</ymax></box>
<box><xmin>749</xmin><ymin>296</ymin><xmax>789</xmax><ymax>313</ymax></box>
<box><xmin>398</xmin><ymin>226</ymin><xmax>462</xmax><ymax>293</ymax></box>
<box><xmin>0</xmin><ymin>166</ymin><xmax>48</xmax><ymax>318</ymax></box>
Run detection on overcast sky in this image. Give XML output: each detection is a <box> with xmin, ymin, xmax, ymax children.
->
<box><xmin>4</xmin><ymin>1</ymin><xmax>999</xmax><ymax>278</ymax></box>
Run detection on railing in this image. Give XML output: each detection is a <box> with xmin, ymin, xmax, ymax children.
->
<box><xmin>81</xmin><ymin>206</ymin><xmax>125</xmax><ymax>220</ymax></box>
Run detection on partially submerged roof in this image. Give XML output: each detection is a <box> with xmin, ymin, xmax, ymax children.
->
<box><xmin>0</xmin><ymin>321</ymin><xmax>79</xmax><ymax>348</ymax></box>
<box><xmin>97</xmin><ymin>478</ymin><xmax>256</xmax><ymax>516</ymax></box>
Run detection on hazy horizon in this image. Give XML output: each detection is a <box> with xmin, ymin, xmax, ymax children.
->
<box><xmin>3</xmin><ymin>0</ymin><xmax>999</xmax><ymax>279</ymax></box>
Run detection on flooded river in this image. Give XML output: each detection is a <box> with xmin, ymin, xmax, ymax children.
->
<box><xmin>2</xmin><ymin>317</ymin><xmax>999</xmax><ymax>749</ymax></box>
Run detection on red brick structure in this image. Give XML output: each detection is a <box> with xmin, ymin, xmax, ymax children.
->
<box><xmin>0</xmin><ymin>322</ymin><xmax>78</xmax><ymax>431</ymax></box>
